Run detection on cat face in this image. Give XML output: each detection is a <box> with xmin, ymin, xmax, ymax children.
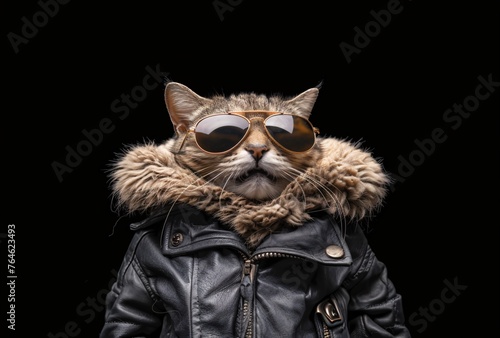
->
<box><xmin>164</xmin><ymin>82</ymin><xmax>321</xmax><ymax>201</ymax></box>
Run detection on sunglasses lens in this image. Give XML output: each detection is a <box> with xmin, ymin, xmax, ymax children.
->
<box><xmin>194</xmin><ymin>115</ymin><xmax>249</xmax><ymax>153</ymax></box>
<box><xmin>265</xmin><ymin>115</ymin><xmax>315</xmax><ymax>152</ymax></box>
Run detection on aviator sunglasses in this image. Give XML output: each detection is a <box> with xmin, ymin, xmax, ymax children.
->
<box><xmin>178</xmin><ymin>110</ymin><xmax>319</xmax><ymax>154</ymax></box>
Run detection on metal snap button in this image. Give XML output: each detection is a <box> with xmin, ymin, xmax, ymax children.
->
<box><xmin>325</xmin><ymin>245</ymin><xmax>344</xmax><ymax>258</ymax></box>
<box><xmin>171</xmin><ymin>233</ymin><xmax>184</xmax><ymax>247</ymax></box>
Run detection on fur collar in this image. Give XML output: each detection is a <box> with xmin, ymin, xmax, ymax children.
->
<box><xmin>110</xmin><ymin>137</ymin><xmax>390</xmax><ymax>248</ymax></box>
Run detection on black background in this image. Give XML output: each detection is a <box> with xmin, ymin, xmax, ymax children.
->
<box><xmin>3</xmin><ymin>1</ymin><xmax>499</xmax><ymax>337</ymax></box>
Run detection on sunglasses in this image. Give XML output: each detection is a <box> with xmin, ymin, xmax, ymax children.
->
<box><xmin>177</xmin><ymin>111</ymin><xmax>319</xmax><ymax>154</ymax></box>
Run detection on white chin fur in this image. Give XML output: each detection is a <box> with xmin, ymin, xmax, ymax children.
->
<box><xmin>225</xmin><ymin>176</ymin><xmax>287</xmax><ymax>200</ymax></box>
<box><xmin>217</xmin><ymin>150</ymin><xmax>289</xmax><ymax>200</ymax></box>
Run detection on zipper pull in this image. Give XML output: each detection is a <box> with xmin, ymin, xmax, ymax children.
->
<box><xmin>240</xmin><ymin>259</ymin><xmax>255</xmax><ymax>300</ymax></box>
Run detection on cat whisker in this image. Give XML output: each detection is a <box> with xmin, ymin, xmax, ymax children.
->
<box><xmin>280</xmin><ymin>169</ymin><xmax>308</xmax><ymax>210</ymax></box>
<box><xmin>219</xmin><ymin>172</ymin><xmax>235</xmax><ymax>209</ymax></box>
<box><xmin>298</xmin><ymin>169</ymin><xmax>348</xmax><ymax>232</ymax></box>
<box><xmin>162</xmin><ymin>165</ymin><xmax>221</xmax><ymax>227</ymax></box>
<box><xmin>286</xmin><ymin>167</ymin><xmax>348</xmax><ymax>231</ymax></box>
<box><xmin>287</xmin><ymin>168</ymin><xmax>333</xmax><ymax>204</ymax></box>
<box><xmin>192</xmin><ymin>166</ymin><xmax>240</xmax><ymax>206</ymax></box>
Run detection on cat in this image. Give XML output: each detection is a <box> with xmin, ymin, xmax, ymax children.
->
<box><xmin>111</xmin><ymin>81</ymin><xmax>389</xmax><ymax>248</ymax></box>
<box><xmin>102</xmin><ymin>81</ymin><xmax>411</xmax><ymax>337</ymax></box>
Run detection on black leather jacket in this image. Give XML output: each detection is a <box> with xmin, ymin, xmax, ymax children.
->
<box><xmin>100</xmin><ymin>205</ymin><xmax>410</xmax><ymax>337</ymax></box>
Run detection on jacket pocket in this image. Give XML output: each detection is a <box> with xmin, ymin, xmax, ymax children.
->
<box><xmin>315</xmin><ymin>288</ymin><xmax>350</xmax><ymax>338</ymax></box>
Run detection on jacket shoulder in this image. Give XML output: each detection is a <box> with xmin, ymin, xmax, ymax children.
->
<box><xmin>129</xmin><ymin>204</ymin><xmax>209</xmax><ymax>232</ymax></box>
<box><xmin>129</xmin><ymin>210</ymin><xmax>170</xmax><ymax>232</ymax></box>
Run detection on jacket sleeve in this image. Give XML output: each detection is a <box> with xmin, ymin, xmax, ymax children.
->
<box><xmin>100</xmin><ymin>232</ymin><xmax>164</xmax><ymax>338</ymax></box>
<box><xmin>342</xmin><ymin>225</ymin><xmax>412</xmax><ymax>337</ymax></box>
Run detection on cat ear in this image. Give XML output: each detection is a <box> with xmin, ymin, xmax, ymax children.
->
<box><xmin>164</xmin><ymin>82</ymin><xmax>212</xmax><ymax>134</ymax></box>
<box><xmin>285</xmin><ymin>87</ymin><xmax>320</xmax><ymax>118</ymax></box>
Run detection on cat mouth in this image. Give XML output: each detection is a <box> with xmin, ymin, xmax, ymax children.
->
<box><xmin>237</xmin><ymin>168</ymin><xmax>276</xmax><ymax>182</ymax></box>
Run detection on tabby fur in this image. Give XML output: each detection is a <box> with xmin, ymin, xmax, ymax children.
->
<box><xmin>110</xmin><ymin>82</ymin><xmax>390</xmax><ymax>248</ymax></box>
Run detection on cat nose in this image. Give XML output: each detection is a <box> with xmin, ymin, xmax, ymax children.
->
<box><xmin>245</xmin><ymin>144</ymin><xmax>269</xmax><ymax>161</ymax></box>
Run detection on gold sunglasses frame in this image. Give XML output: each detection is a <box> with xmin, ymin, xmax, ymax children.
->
<box><xmin>175</xmin><ymin>110</ymin><xmax>319</xmax><ymax>155</ymax></box>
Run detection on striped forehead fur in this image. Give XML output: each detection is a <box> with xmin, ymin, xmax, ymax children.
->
<box><xmin>187</xmin><ymin>92</ymin><xmax>312</xmax><ymax>125</ymax></box>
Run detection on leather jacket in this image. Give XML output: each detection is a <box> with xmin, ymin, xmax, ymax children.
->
<box><xmin>100</xmin><ymin>205</ymin><xmax>411</xmax><ymax>338</ymax></box>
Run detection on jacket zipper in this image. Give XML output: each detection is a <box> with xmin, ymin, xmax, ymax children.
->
<box><xmin>322</xmin><ymin>322</ymin><xmax>332</xmax><ymax>338</ymax></box>
<box><xmin>241</xmin><ymin>258</ymin><xmax>255</xmax><ymax>338</ymax></box>
<box><xmin>239</xmin><ymin>251</ymin><xmax>306</xmax><ymax>338</ymax></box>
